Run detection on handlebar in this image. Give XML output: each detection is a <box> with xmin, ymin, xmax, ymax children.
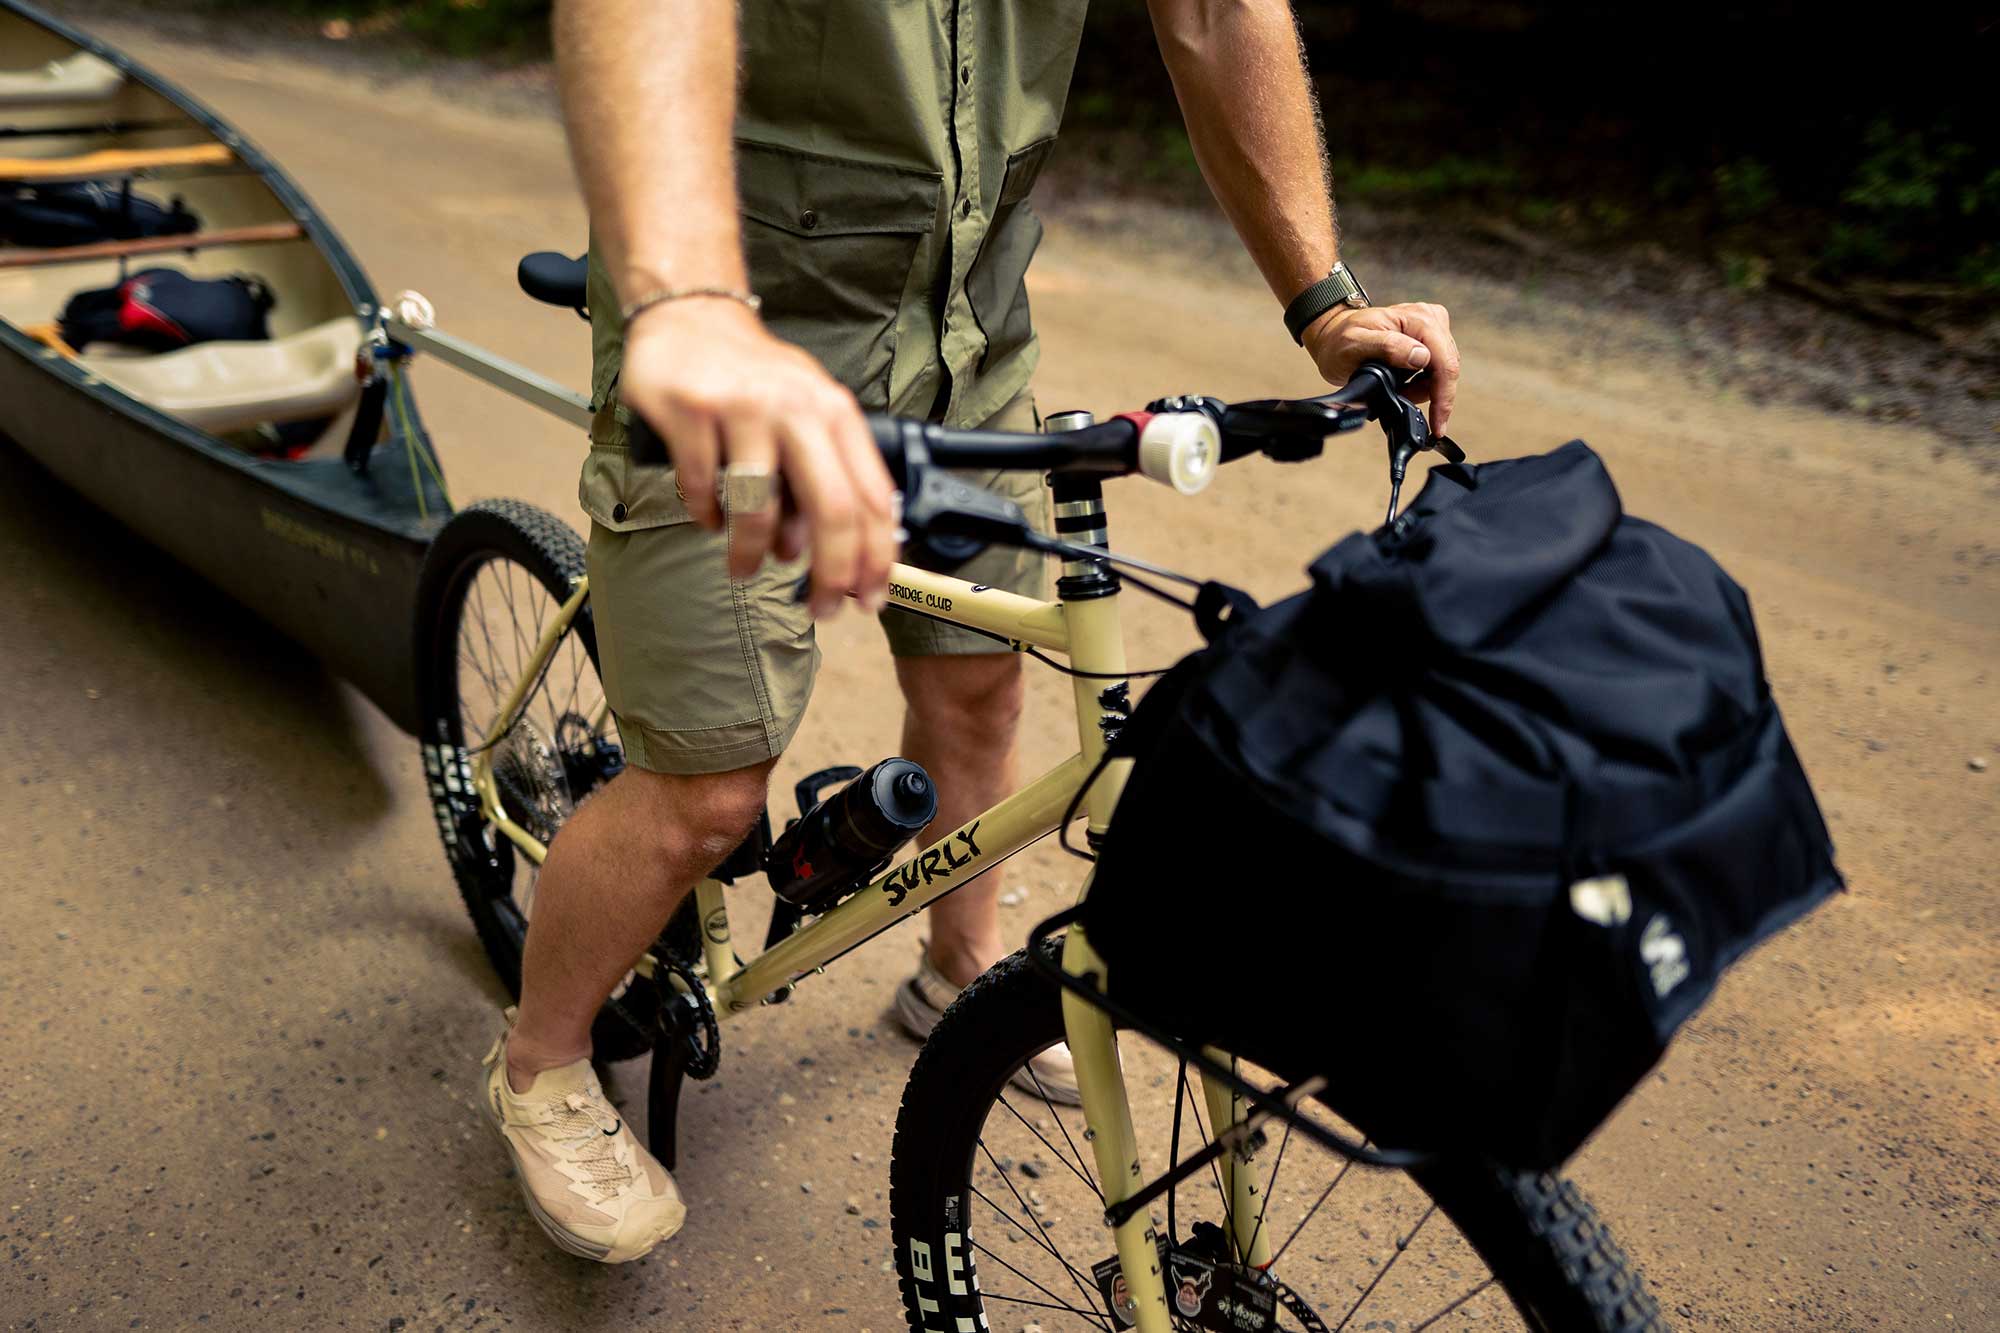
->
<box><xmin>625</xmin><ymin>360</ymin><xmax>1458</xmax><ymax>481</ymax></box>
<box><xmin>621</xmin><ymin>361</ymin><xmax>1463</xmax><ymax>553</ymax></box>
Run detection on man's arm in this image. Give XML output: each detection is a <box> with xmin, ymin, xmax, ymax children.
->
<box><xmin>554</xmin><ymin>0</ymin><xmax>895</xmax><ymax>616</ymax></box>
<box><xmin>1144</xmin><ymin>0</ymin><xmax>1460</xmax><ymax>434</ymax></box>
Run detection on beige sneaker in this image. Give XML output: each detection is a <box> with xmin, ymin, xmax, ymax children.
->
<box><xmin>894</xmin><ymin>955</ymin><xmax>1083</xmax><ymax>1106</ymax></box>
<box><xmin>481</xmin><ymin>1011</ymin><xmax>686</xmax><ymax>1263</ymax></box>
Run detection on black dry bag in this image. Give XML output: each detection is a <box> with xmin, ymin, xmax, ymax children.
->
<box><xmin>58</xmin><ymin>266</ymin><xmax>274</xmax><ymax>353</ymax></box>
<box><xmin>0</xmin><ymin>181</ymin><xmax>199</xmax><ymax>248</ymax></box>
<box><xmin>1081</xmin><ymin>441</ymin><xmax>1841</xmax><ymax>1169</ymax></box>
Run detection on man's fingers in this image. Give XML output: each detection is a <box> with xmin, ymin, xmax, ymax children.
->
<box><xmin>657</xmin><ymin>403</ymin><xmax>723</xmax><ymax>530</ymax></box>
<box><xmin>778</xmin><ymin>415</ymin><xmax>863</xmax><ymax>619</ymax></box>
<box><xmin>716</xmin><ymin>412</ymin><xmax>779</xmax><ymax>579</ymax></box>
<box><xmin>775</xmin><ymin>510</ymin><xmax>810</xmax><ymax>563</ymax></box>
<box><xmin>826</xmin><ymin>395</ymin><xmax>897</xmax><ymax>613</ymax></box>
<box><xmin>1337</xmin><ymin>320</ymin><xmax>1429</xmax><ymax>375</ymax></box>
<box><xmin>1400</xmin><ymin>304</ymin><xmax>1459</xmax><ymax>437</ymax></box>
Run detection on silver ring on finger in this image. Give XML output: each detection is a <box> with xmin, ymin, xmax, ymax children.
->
<box><xmin>719</xmin><ymin>462</ymin><xmax>776</xmax><ymax>516</ymax></box>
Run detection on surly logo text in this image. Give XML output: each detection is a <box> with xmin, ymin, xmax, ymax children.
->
<box><xmin>882</xmin><ymin>822</ymin><xmax>982</xmax><ymax>907</ymax></box>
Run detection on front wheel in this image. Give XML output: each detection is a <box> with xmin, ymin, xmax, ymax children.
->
<box><xmin>890</xmin><ymin>943</ymin><xmax>1667</xmax><ymax>1332</ymax></box>
<box><xmin>413</xmin><ymin>498</ymin><xmax>659</xmax><ymax>1061</ymax></box>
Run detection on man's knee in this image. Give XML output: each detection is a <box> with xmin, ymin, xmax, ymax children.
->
<box><xmin>615</xmin><ymin>760</ymin><xmax>772</xmax><ymax>872</ymax></box>
<box><xmin>897</xmin><ymin>654</ymin><xmax>1025</xmax><ymax>749</ymax></box>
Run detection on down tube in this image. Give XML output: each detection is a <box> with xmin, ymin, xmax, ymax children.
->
<box><xmin>713</xmin><ymin>754</ymin><xmax>1087</xmax><ymax>1013</ymax></box>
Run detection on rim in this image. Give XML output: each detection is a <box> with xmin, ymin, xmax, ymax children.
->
<box><xmin>948</xmin><ymin>1035</ymin><xmax>1525</xmax><ymax>1332</ymax></box>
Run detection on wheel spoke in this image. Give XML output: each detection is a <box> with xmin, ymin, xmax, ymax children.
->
<box><xmin>1332</xmin><ymin>1202</ymin><xmax>1437</xmax><ymax>1333</ymax></box>
<box><xmin>968</xmin><ymin>1237</ymin><xmax>1115</xmax><ymax>1329</ymax></box>
<box><xmin>1410</xmin><ymin>1276</ymin><xmax>1499</xmax><ymax>1331</ymax></box>
<box><xmin>996</xmin><ymin>1091</ymin><xmax>1103</xmax><ymax>1204</ymax></box>
<box><xmin>1022</xmin><ymin>1063</ymin><xmax>1103</xmax><ymax>1203</ymax></box>
<box><xmin>975</xmin><ymin>1138</ymin><xmax>1106</xmax><ymax>1317</ymax></box>
<box><xmin>1267</xmin><ymin>1142</ymin><xmax>1365</xmax><ymax>1269</ymax></box>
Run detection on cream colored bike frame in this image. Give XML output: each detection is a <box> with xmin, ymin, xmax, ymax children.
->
<box><xmin>467</xmin><ymin>555</ymin><xmax>1248</xmax><ymax>1333</ymax></box>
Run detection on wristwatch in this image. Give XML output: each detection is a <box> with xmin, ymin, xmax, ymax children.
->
<box><xmin>1283</xmin><ymin>261</ymin><xmax>1370</xmax><ymax>345</ymax></box>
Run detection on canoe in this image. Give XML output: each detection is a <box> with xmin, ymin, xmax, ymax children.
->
<box><xmin>0</xmin><ymin>0</ymin><xmax>448</xmax><ymax>734</ymax></box>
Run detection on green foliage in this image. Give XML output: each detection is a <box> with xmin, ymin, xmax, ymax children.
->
<box><xmin>1820</xmin><ymin>120</ymin><xmax>2000</xmax><ymax>287</ymax></box>
<box><xmin>1714</xmin><ymin>158</ymin><xmax>1778</xmax><ymax>223</ymax></box>
<box><xmin>400</xmin><ymin>0</ymin><xmax>550</xmax><ymax>58</ymax></box>
<box><xmin>1720</xmin><ymin>251</ymin><xmax>1772</xmax><ymax>292</ymax></box>
<box><xmin>1331</xmin><ymin>156</ymin><xmax>1522</xmax><ymax>201</ymax></box>
<box><xmin>202</xmin><ymin>0</ymin><xmax>552</xmax><ymax>56</ymax></box>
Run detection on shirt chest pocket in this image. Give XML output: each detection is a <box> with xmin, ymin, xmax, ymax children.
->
<box><xmin>737</xmin><ymin>141</ymin><xmax>941</xmax><ymax>410</ymax></box>
<box><xmin>967</xmin><ymin>137</ymin><xmax>1057</xmax><ymax>376</ymax></box>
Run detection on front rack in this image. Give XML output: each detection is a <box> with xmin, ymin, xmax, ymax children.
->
<box><xmin>1024</xmin><ymin>906</ymin><xmax>1437</xmax><ymax>1229</ymax></box>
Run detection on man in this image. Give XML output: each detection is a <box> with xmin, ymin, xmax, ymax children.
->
<box><xmin>483</xmin><ymin>0</ymin><xmax>1461</xmax><ymax>1264</ymax></box>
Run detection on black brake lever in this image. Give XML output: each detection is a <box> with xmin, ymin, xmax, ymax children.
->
<box><xmin>894</xmin><ymin>421</ymin><xmax>1032</xmax><ymax>572</ymax></box>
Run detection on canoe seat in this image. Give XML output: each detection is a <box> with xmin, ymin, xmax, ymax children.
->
<box><xmin>0</xmin><ymin>53</ymin><xmax>124</xmax><ymax>107</ymax></box>
<box><xmin>81</xmin><ymin>316</ymin><xmax>364</xmax><ymax>437</ymax></box>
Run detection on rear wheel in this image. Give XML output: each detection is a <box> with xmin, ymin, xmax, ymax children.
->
<box><xmin>890</xmin><ymin>943</ymin><xmax>1667</xmax><ymax>1332</ymax></box>
<box><xmin>414</xmin><ymin>499</ymin><xmax>659</xmax><ymax>1061</ymax></box>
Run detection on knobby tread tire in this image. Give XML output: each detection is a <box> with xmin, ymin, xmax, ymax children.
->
<box><xmin>414</xmin><ymin>498</ymin><xmax>657</xmax><ymax>1062</ymax></box>
<box><xmin>889</xmin><ymin>942</ymin><xmax>1668</xmax><ymax>1333</ymax></box>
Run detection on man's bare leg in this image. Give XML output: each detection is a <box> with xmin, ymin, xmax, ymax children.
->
<box><xmin>506</xmin><ymin>759</ymin><xmax>774</xmax><ymax>1089</ymax></box>
<box><xmin>894</xmin><ymin>654</ymin><xmax>1025</xmax><ymax>987</ymax></box>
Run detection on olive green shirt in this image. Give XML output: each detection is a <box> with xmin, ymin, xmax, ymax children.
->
<box><xmin>589</xmin><ymin>0</ymin><xmax>1087</xmax><ymax>435</ymax></box>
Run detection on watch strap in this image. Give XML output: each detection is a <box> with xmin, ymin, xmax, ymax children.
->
<box><xmin>1283</xmin><ymin>263</ymin><xmax>1368</xmax><ymax>344</ymax></box>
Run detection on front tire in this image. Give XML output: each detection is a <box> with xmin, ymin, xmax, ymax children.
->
<box><xmin>889</xmin><ymin>943</ymin><xmax>1667</xmax><ymax>1332</ymax></box>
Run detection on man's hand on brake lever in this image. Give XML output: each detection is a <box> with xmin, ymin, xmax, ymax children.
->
<box><xmin>619</xmin><ymin>298</ymin><xmax>898</xmax><ymax>619</ymax></box>
<box><xmin>1301</xmin><ymin>303</ymin><xmax>1461</xmax><ymax>438</ymax></box>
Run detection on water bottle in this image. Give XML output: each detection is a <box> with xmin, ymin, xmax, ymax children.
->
<box><xmin>765</xmin><ymin>758</ymin><xmax>937</xmax><ymax>913</ymax></box>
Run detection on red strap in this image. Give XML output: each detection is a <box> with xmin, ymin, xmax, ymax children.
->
<box><xmin>1113</xmin><ymin>411</ymin><xmax>1155</xmax><ymax>434</ymax></box>
<box><xmin>116</xmin><ymin>278</ymin><xmax>189</xmax><ymax>346</ymax></box>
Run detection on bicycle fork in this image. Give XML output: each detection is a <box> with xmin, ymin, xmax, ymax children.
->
<box><xmin>1062</xmin><ymin>924</ymin><xmax>1273</xmax><ymax>1332</ymax></box>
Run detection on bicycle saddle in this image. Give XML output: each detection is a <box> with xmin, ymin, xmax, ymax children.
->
<box><xmin>517</xmin><ymin>251</ymin><xmax>588</xmax><ymax>309</ymax></box>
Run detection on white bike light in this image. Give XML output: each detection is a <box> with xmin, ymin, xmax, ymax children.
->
<box><xmin>1138</xmin><ymin>412</ymin><xmax>1219</xmax><ymax>495</ymax></box>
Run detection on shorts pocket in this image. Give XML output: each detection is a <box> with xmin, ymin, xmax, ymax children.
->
<box><xmin>579</xmin><ymin>427</ymin><xmax>693</xmax><ymax>533</ymax></box>
<box><xmin>968</xmin><ymin>137</ymin><xmax>1057</xmax><ymax>375</ymax></box>
<box><xmin>737</xmin><ymin>140</ymin><xmax>940</xmax><ymax>409</ymax></box>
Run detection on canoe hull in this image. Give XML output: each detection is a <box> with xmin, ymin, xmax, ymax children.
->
<box><xmin>0</xmin><ymin>329</ymin><xmax>441</xmax><ymax>734</ymax></box>
<box><xmin>2</xmin><ymin>0</ymin><xmax>450</xmax><ymax>736</ymax></box>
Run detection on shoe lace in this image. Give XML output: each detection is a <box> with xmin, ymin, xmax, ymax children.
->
<box><xmin>544</xmin><ymin>1088</ymin><xmax>635</xmax><ymax>1200</ymax></box>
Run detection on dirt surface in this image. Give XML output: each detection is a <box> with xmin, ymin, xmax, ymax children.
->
<box><xmin>6</xmin><ymin>13</ymin><xmax>1998</xmax><ymax>1333</ymax></box>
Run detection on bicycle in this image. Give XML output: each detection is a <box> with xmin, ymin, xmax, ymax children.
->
<box><xmin>400</xmin><ymin>258</ymin><xmax>1666</xmax><ymax>1333</ymax></box>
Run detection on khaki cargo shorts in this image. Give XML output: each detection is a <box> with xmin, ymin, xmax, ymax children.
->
<box><xmin>580</xmin><ymin>391</ymin><xmax>1051</xmax><ymax>775</ymax></box>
